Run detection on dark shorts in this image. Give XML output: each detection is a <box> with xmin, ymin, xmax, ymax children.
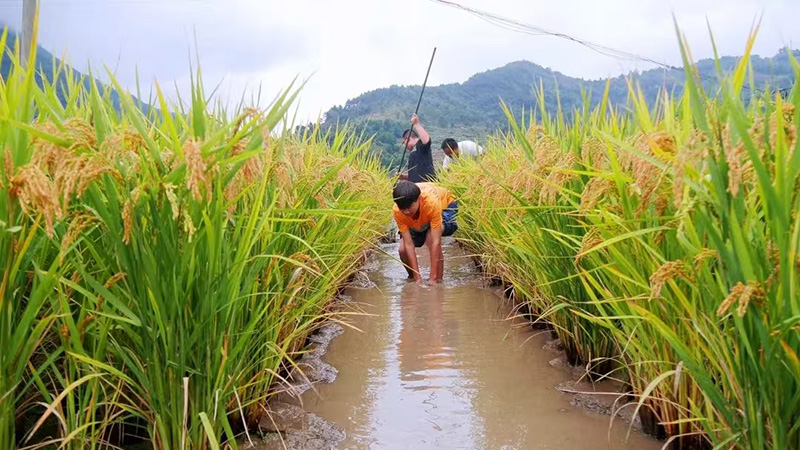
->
<box><xmin>403</xmin><ymin>201</ymin><xmax>458</xmax><ymax>248</ymax></box>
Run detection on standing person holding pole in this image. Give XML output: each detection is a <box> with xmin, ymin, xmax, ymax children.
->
<box><xmin>396</xmin><ymin>47</ymin><xmax>437</xmax><ymax>181</ymax></box>
<box><xmin>398</xmin><ymin>114</ymin><xmax>435</xmax><ymax>182</ymax></box>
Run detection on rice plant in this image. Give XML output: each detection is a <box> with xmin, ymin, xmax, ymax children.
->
<box><xmin>441</xmin><ymin>29</ymin><xmax>799</xmax><ymax>449</ymax></box>
<box><xmin>1</xmin><ymin>26</ymin><xmax>391</xmax><ymax>449</ymax></box>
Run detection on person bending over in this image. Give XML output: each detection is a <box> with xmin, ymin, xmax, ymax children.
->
<box><xmin>440</xmin><ymin>138</ymin><xmax>484</xmax><ymax>170</ymax></box>
<box><xmin>393</xmin><ymin>180</ymin><xmax>458</xmax><ymax>283</ymax></box>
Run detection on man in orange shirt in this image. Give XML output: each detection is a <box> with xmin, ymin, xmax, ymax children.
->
<box><xmin>392</xmin><ymin>180</ymin><xmax>458</xmax><ymax>283</ymax></box>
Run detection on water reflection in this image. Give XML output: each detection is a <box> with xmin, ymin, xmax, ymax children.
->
<box><xmin>389</xmin><ymin>282</ymin><xmax>484</xmax><ymax>447</ymax></box>
<box><xmin>303</xmin><ymin>242</ymin><xmax>660</xmax><ymax>450</ymax></box>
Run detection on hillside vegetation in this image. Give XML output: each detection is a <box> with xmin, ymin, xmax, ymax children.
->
<box><xmin>319</xmin><ymin>50</ymin><xmax>797</xmax><ymax>166</ymax></box>
<box><xmin>1</xmin><ymin>31</ymin><xmax>148</xmax><ymax>113</ymax></box>
<box><xmin>5</xmin><ymin>30</ymin><xmax>794</xmax><ymax>169</ymax></box>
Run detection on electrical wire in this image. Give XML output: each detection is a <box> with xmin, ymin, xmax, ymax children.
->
<box><xmin>428</xmin><ymin>0</ymin><xmax>792</xmax><ymax>96</ymax></box>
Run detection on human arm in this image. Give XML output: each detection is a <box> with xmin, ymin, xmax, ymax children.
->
<box><xmin>410</xmin><ymin>114</ymin><xmax>430</xmax><ymax>145</ymax></box>
<box><xmin>428</xmin><ymin>225</ymin><xmax>444</xmax><ymax>283</ymax></box>
<box><xmin>400</xmin><ymin>231</ymin><xmax>422</xmax><ymax>282</ymax></box>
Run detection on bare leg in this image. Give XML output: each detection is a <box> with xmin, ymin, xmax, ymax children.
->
<box><xmin>399</xmin><ymin>242</ymin><xmax>415</xmax><ymax>279</ymax></box>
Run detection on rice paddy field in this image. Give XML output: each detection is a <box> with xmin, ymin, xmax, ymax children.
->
<box><xmin>3</xmin><ymin>20</ymin><xmax>800</xmax><ymax>450</ymax></box>
<box><xmin>440</xmin><ymin>34</ymin><xmax>800</xmax><ymax>450</ymax></box>
<box><xmin>0</xmin><ymin>29</ymin><xmax>391</xmax><ymax>449</ymax></box>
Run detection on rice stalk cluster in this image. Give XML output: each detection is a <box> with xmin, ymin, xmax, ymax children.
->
<box><xmin>1</xmin><ymin>29</ymin><xmax>391</xmax><ymax>450</ymax></box>
<box><xmin>441</xmin><ymin>31</ymin><xmax>800</xmax><ymax>449</ymax></box>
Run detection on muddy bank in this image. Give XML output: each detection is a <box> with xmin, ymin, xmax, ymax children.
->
<box><xmin>254</xmin><ymin>240</ymin><xmax>659</xmax><ymax>449</ymax></box>
<box><xmin>252</xmin><ymin>257</ymin><xmax>383</xmax><ymax>449</ymax></box>
<box><xmin>251</xmin><ymin>320</ymin><xmax>346</xmax><ymax>449</ymax></box>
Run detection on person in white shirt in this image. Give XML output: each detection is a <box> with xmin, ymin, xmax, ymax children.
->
<box><xmin>441</xmin><ymin>138</ymin><xmax>484</xmax><ymax>170</ymax></box>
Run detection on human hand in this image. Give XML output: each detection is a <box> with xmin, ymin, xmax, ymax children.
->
<box><xmin>406</xmin><ymin>273</ymin><xmax>422</xmax><ymax>283</ymax></box>
<box><xmin>410</xmin><ymin>114</ymin><xmax>420</xmax><ymax>126</ymax></box>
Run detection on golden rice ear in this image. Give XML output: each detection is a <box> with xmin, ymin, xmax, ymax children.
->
<box><xmin>539</xmin><ymin>152</ymin><xmax>578</xmax><ymax>205</ymax></box>
<box><xmin>64</xmin><ymin>118</ymin><xmax>97</xmax><ymax>150</ymax></box>
<box><xmin>183</xmin><ymin>139</ymin><xmax>208</xmax><ymax>202</ymax></box>
<box><xmin>649</xmin><ymin>260</ymin><xmax>693</xmax><ymax>299</ymax></box>
<box><xmin>3</xmin><ymin>148</ymin><xmax>14</xmax><ymax>184</ymax></box>
<box><xmin>12</xmin><ymin>165</ymin><xmax>62</xmax><ymax>237</ymax></box>
<box><xmin>580</xmin><ymin>176</ymin><xmax>615</xmax><ymax>213</ymax></box>
<box><xmin>121</xmin><ymin>199</ymin><xmax>133</xmax><ymax>245</ymax></box>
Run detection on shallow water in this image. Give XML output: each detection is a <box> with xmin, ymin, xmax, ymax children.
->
<box><xmin>301</xmin><ymin>240</ymin><xmax>660</xmax><ymax>449</ymax></box>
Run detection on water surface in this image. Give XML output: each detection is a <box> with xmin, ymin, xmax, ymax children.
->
<box><xmin>303</xmin><ymin>240</ymin><xmax>660</xmax><ymax>450</ymax></box>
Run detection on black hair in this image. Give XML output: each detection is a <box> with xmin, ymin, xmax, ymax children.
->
<box><xmin>441</xmin><ymin>138</ymin><xmax>458</xmax><ymax>151</ymax></box>
<box><xmin>393</xmin><ymin>180</ymin><xmax>421</xmax><ymax>209</ymax></box>
<box><xmin>402</xmin><ymin>129</ymin><xmax>419</xmax><ymax>139</ymax></box>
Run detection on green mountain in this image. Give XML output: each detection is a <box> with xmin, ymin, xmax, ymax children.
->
<box><xmin>4</xmin><ymin>26</ymin><xmax>795</xmax><ymax>168</ymax></box>
<box><xmin>1</xmin><ymin>28</ymin><xmax>150</xmax><ymax>114</ymax></box>
<box><xmin>319</xmin><ymin>49</ymin><xmax>797</xmax><ymax>167</ymax></box>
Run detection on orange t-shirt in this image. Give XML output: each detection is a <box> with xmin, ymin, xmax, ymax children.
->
<box><xmin>393</xmin><ymin>183</ymin><xmax>456</xmax><ymax>234</ymax></box>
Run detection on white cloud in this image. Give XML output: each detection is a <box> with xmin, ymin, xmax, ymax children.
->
<box><xmin>1</xmin><ymin>0</ymin><xmax>798</xmax><ymax>121</ymax></box>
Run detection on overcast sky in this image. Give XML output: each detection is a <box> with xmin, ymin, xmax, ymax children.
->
<box><xmin>1</xmin><ymin>0</ymin><xmax>798</xmax><ymax>122</ymax></box>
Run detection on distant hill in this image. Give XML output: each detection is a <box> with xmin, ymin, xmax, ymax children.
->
<box><xmin>1</xmin><ymin>27</ymin><xmax>150</xmax><ymax>115</ymax></box>
<box><xmin>318</xmin><ymin>49</ymin><xmax>797</xmax><ymax>167</ymax></box>
<box><xmin>4</xmin><ymin>26</ymin><xmax>794</xmax><ymax>169</ymax></box>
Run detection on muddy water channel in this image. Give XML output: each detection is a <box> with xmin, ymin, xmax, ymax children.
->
<box><xmin>291</xmin><ymin>241</ymin><xmax>660</xmax><ymax>449</ymax></box>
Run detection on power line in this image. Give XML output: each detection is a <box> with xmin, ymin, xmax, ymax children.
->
<box><xmin>428</xmin><ymin>0</ymin><xmax>792</xmax><ymax>96</ymax></box>
<box><xmin>429</xmin><ymin>0</ymin><xmax>681</xmax><ymax>69</ymax></box>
